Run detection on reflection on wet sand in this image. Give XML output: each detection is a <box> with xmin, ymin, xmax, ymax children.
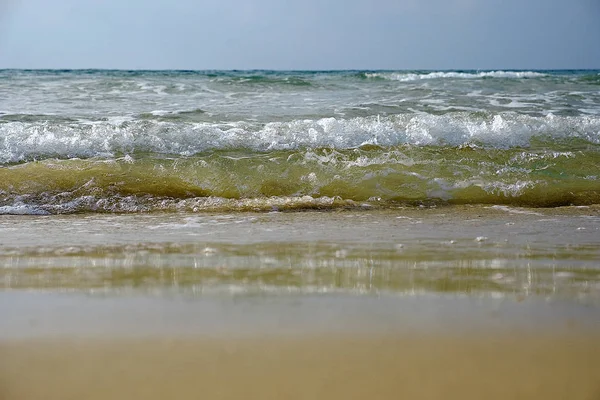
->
<box><xmin>1</xmin><ymin>241</ymin><xmax>599</xmax><ymax>302</ymax></box>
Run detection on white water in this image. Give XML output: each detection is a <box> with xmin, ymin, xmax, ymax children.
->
<box><xmin>1</xmin><ymin>113</ymin><xmax>598</xmax><ymax>162</ymax></box>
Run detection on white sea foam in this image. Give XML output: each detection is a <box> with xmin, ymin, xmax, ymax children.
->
<box><xmin>1</xmin><ymin>113</ymin><xmax>599</xmax><ymax>163</ymax></box>
<box><xmin>0</xmin><ymin>204</ymin><xmax>51</xmax><ymax>215</ymax></box>
<box><xmin>483</xmin><ymin>180</ymin><xmax>537</xmax><ymax>197</ymax></box>
<box><xmin>367</xmin><ymin>71</ymin><xmax>547</xmax><ymax>81</ymax></box>
<box><xmin>489</xmin><ymin>205</ymin><xmax>543</xmax><ymax>215</ymax></box>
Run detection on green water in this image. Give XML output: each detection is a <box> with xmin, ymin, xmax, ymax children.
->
<box><xmin>2</xmin><ymin>143</ymin><xmax>599</xmax><ymax>213</ymax></box>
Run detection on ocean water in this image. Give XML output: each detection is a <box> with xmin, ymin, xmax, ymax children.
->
<box><xmin>2</xmin><ymin>70</ymin><xmax>600</xmax><ymax>400</ymax></box>
<box><xmin>1</xmin><ymin>69</ymin><xmax>599</xmax><ymax>297</ymax></box>
<box><xmin>1</xmin><ymin>69</ymin><xmax>599</xmax><ymax>213</ymax></box>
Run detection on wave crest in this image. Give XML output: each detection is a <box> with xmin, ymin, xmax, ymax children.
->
<box><xmin>1</xmin><ymin>113</ymin><xmax>598</xmax><ymax>163</ymax></box>
<box><xmin>0</xmin><ymin>146</ymin><xmax>598</xmax><ymax>214</ymax></box>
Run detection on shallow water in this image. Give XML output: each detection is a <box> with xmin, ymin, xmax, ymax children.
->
<box><xmin>1</xmin><ymin>207</ymin><xmax>599</xmax><ymax>300</ymax></box>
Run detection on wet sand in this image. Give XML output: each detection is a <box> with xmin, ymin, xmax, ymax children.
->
<box><xmin>1</xmin><ymin>206</ymin><xmax>600</xmax><ymax>399</ymax></box>
<box><xmin>2</xmin><ymin>334</ymin><xmax>600</xmax><ymax>400</ymax></box>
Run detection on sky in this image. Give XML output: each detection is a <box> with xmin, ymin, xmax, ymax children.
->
<box><xmin>0</xmin><ymin>0</ymin><xmax>599</xmax><ymax>70</ymax></box>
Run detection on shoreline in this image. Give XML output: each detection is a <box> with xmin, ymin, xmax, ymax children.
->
<box><xmin>1</xmin><ymin>205</ymin><xmax>599</xmax><ymax>399</ymax></box>
<box><xmin>2</xmin><ymin>205</ymin><xmax>599</xmax><ymax>301</ymax></box>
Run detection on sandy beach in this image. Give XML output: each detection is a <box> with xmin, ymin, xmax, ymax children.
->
<box><xmin>1</xmin><ymin>206</ymin><xmax>599</xmax><ymax>399</ymax></box>
<box><xmin>2</xmin><ymin>333</ymin><xmax>600</xmax><ymax>400</ymax></box>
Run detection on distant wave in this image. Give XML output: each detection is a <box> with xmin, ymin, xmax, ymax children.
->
<box><xmin>209</xmin><ymin>74</ymin><xmax>313</xmax><ymax>86</ymax></box>
<box><xmin>365</xmin><ymin>71</ymin><xmax>548</xmax><ymax>81</ymax></box>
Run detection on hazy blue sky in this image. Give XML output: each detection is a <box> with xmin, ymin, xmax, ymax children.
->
<box><xmin>0</xmin><ymin>0</ymin><xmax>599</xmax><ymax>70</ymax></box>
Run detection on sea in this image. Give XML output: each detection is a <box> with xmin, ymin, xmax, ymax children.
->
<box><xmin>1</xmin><ymin>69</ymin><xmax>599</xmax><ymax>213</ymax></box>
<box><xmin>1</xmin><ymin>70</ymin><xmax>600</xmax><ymax>399</ymax></box>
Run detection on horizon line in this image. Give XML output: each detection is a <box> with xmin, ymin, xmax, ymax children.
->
<box><xmin>1</xmin><ymin>68</ymin><xmax>599</xmax><ymax>72</ymax></box>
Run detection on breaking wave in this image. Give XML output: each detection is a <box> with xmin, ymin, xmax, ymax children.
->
<box><xmin>364</xmin><ymin>71</ymin><xmax>548</xmax><ymax>81</ymax></box>
<box><xmin>0</xmin><ymin>145</ymin><xmax>598</xmax><ymax>214</ymax></box>
<box><xmin>1</xmin><ymin>113</ymin><xmax>599</xmax><ymax>163</ymax></box>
